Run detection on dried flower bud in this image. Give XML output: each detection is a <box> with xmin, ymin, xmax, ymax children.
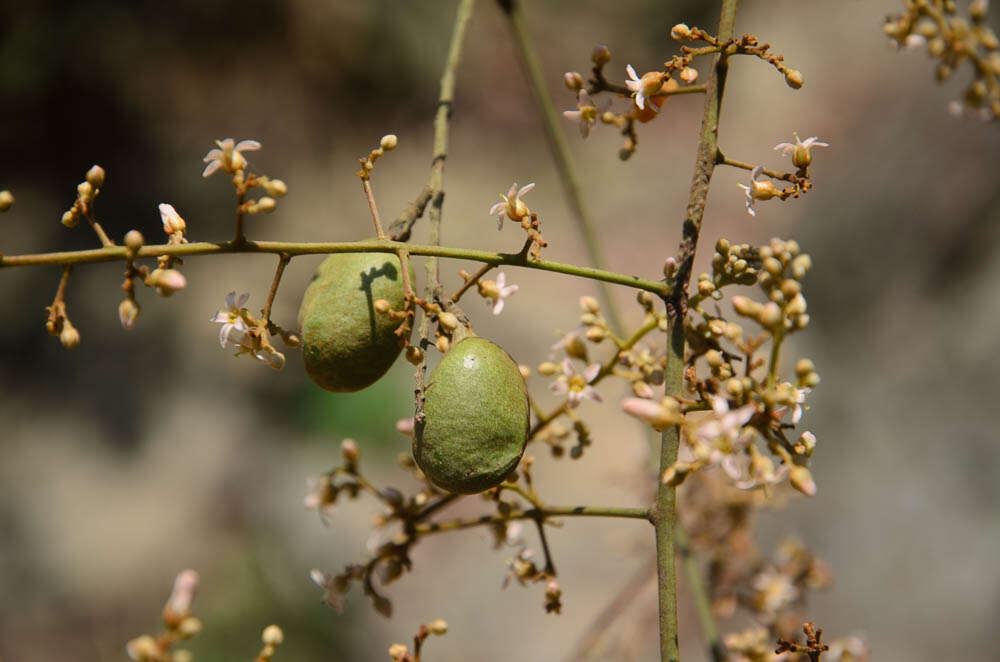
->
<box><xmin>262</xmin><ymin>625</ymin><xmax>284</xmax><ymax>646</ymax></box>
<box><xmin>405</xmin><ymin>345</ymin><xmax>423</xmax><ymax>365</ymax></box>
<box><xmin>564</xmin><ymin>72</ymin><xmax>584</xmax><ymax>91</ymax></box>
<box><xmin>264</xmin><ymin>179</ymin><xmax>288</xmax><ymax>197</ymax></box>
<box><xmin>784</xmin><ymin>69</ymin><xmax>804</xmax><ymax>89</ymax></box>
<box><xmin>0</xmin><ymin>189</ymin><xmax>14</xmax><ymax>211</ymax></box>
<box><xmin>380</xmin><ymin>134</ymin><xmax>398</xmax><ymax>151</ymax></box>
<box><xmin>60</xmin><ymin>321</ymin><xmax>80</xmax><ymax>349</ymax></box>
<box><xmin>86</xmin><ymin>164</ymin><xmax>105</xmax><ymax>188</ymax></box>
<box><xmin>119</xmin><ymin>298</ymin><xmax>140</xmax><ymax>330</ymax></box>
<box><xmin>592</xmin><ymin>44</ymin><xmax>611</xmax><ymax>65</ymax></box>
<box><xmin>671</xmin><ymin>23</ymin><xmax>692</xmax><ymax>40</ymax></box>
<box><xmin>341</xmin><ymin>439</ymin><xmax>360</xmax><ymax>463</ymax></box>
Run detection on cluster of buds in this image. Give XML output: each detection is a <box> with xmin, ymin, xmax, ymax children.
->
<box><xmin>203</xmin><ymin>138</ymin><xmax>287</xmax><ymax>224</ymax></box>
<box><xmin>357</xmin><ymin>134</ymin><xmax>399</xmax><ymax>180</ymax></box>
<box><xmin>125</xmin><ymin>570</ymin><xmax>203</xmax><ymax>662</ymax></box>
<box><xmin>884</xmin><ymin>0</ymin><xmax>1000</xmax><ymax>119</ymax></box>
<box><xmin>61</xmin><ymin>165</ymin><xmax>105</xmax><ymax>229</ymax></box>
<box><xmin>730</xmin><ymin>238</ymin><xmax>813</xmax><ymax>334</ymax></box>
<box><xmin>386</xmin><ymin>619</ymin><xmax>448</xmax><ymax>662</ymax></box>
<box><xmin>45</xmin><ymin>282</ymin><xmax>80</xmax><ymax>349</ymax></box>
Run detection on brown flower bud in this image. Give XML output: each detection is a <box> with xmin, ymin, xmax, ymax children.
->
<box><xmin>86</xmin><ymin>165</ymin><xmax>106</xmax><ymax>188</ymax></box>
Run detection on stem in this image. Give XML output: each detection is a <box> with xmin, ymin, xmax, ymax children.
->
<box><xmin>82</xmin><ymin>210</ymin><xmax>114</xmax><ymax>248</ymax></box>
<box><xmin>657</xmin><ymin>2</ymin><xmax>739</xmax><ymax>661</ymax></box>
<box><xmin>262</xmin><ymin>254</ymin><xmax>290</xmax><ymax>323</ymax></box>
<box><xmin>234</xmin><ymin>190</ymin><xmax>247</xmax><ymax>244</ymax></box>
<box><xmin>362</xmin><ymin>179</ymin><xmax>387</xmax><ymax>239</ymax></box>
<box><xmin>0</xmin><ymin>240</ymin><xmax>670</xmax><ymax>295</ymax></box>
<box><xmin>503</xmin><ymin>0</ymin><xmax>622</xmax><ymax>333</ymax></box>
<box><xmin>676</xmin><ymin>526</ymin><xmax>725</xmax><ymax>662</ymax></box>
<box><xmin>413</xmin><ymin>504</ymin><xmax>650</xmax><ymax>536</ymax></box>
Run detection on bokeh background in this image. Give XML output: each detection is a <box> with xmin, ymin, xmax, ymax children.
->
<box><xmin>2</xmin><ymin>1</ymin><xmax>999</xmax><ymax>660</ymax></box>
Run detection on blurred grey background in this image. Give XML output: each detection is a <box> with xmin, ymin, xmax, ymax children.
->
<box><xmin>1</xmin><ymin>0</ymin><xmax>998</xmax><ymax>660</ymax></box>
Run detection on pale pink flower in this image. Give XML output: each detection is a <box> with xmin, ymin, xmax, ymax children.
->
<box><xmin>210</xmin><ymin>291</ymin><xmax>250</xmax><ymax>347</ymax></box>
<box><xmin>562</xmin><ymin>89</ymin><xmax>610</xmax><ymax>138</ymax></box>
<box><xmin>625</xmin><ymin>64</ymin><xmax>664</xmax><ymax>111</ymax></box>
<box><xmin>202</xmin><ymin>138</ymin><xmax>261</xmax><ymax>177</ymax></box>
<box><xmin>486</xmin><ymin>272</ymin><xmax>519</xmax><ymax>315</ymax></box>
<box><xmin>157</xmin><ymin>203</ymin><xmax>187</xmax><ymax>235</ymax></box>
<box><xmin>695</xmin><ymin>396</ymin><xmax>756</xmax><ymax>447</ymax></box>
<box><xmin>489</xmin><ymin>182</ymin><xmax>534</xmax><ymax>230</ymax></box>
<box><xmin>550</xmin><ymin>359</ymin><xmax>602</xmax><ymax>407</ymax></box>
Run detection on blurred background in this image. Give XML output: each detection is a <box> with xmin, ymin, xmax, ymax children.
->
<box><xmin>1</xmin><ymin>0</ymin><xmax>999</xmax><ymax>660</ymax></box>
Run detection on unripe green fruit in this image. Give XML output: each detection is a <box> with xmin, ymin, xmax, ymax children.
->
<box><xmin>414</xmin><ymin>337</ymin><xmax>529</xmax><ymax>494</ymax></box>
<box><xmin>298</xmin><ymin>251</ymin><xmax>414</xmax><ymax>392</ymax></box>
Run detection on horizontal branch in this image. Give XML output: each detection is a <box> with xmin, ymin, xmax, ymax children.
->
<box><xmin>413</xmin><ymin>504</ymin><xmax>652</xmax><ymax>536</ymax></box>
<box><xmin>0</xmin><ymin>238</ymin><xmax>670</xmax><ymax>296</ymax></box>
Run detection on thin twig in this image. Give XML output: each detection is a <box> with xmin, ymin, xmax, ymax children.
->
<box><xmin>262</xmin><ymin>254</ymin><xmax>290</xmax><ymax>324</ymax></box>
<box><xmin>363</xmin><ymin>179</ymin><xmax>387</xmax><ymax>240</ymax></box>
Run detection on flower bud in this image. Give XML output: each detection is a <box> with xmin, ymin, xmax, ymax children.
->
<box><xmin>705</xmin><ymin>349</ymin><xmax>723</xmax><ymax>368</ymax></box>
<box><xmin>518</xmin><ymin>364</ymin><xmax>531</xmax><ymax>379</ymax></box>
<box><xmin>971</xmin><ymin>0</ymin><xmax>988</xmax><ymax>21</ymax></box>
<box><xmin>77</xmin><ymin>181</ymin><xmax>93</xmax><ymax>200</ymax></box>
<box><xmin>147</xmin><ymin>268</ymin><xmax>187</xmax><ymax>297</ymax></box>
<box><xmin>126</xmin><ymin>635</ymin><xmax>158</xmax><ymax>661</ymax></box>
<box><xmin>405</xmin><ymin>345</ymin><xmax>423</xmax><ymax>365</ymax></box>
<box><xmin>784</xmin><ymin>69</ymin><xmax>804</xmax><ymax>89</ymax></box>
<box><xmin>725</xmin><ymin>377</ymin><xmax>743</xmax><ymax>396</ymax></box>
<box><xmin>435</xmin><ymin>335</ymin><xmax>450</xmax><ymax>353</ymax></box>
<box><xmin>671</xmin><ymin>23</ymin><xmax>692</xmax><ymax>40</ymax></box>
<box><xmin>388</xmin><ymin>644</ymin><xmax>408</xmax><ymax>661</ymax></box>
<box><xmin>341</xmin><ymin>439</ymin><xmax>360</xmax><ymax>463</ymax></box>
<box><xmin>178</xmin><ymin>617</ymin><xmax>202</xmax><ymax>638</ymax></box>
<box><xmin>60</xmin><ymin>321</ymin><xmax>80</xmax><ymax>349</ymax></box>
<box><xmin>252</xmin><ymin>196</ymin><xmax>277</xmax><ymax>213</ymax></box>
<box><xmin>262</xmin><ymin>624</ymin><xmax>284</xmax><ymax>645</ymax></box>
<box><xmin>124</xmin><ymin>230</ymin><xmax>144</xmax><ymax>252</ymax></box>
<box><xmin>373</xmin><ymin>299</ymin><xmax>391</xmax><ymax>314</ymax></box>
<box><xmin>538</xmin><ymin>361</ymin><xmax>560</xmax><ymax>376</ymax></box>
<box><xmin>585</xmin><ymin>326</ymin><xmax>606</xmax><ymax>343</ymax></box>
<box><xmin>795</xmin><ymin>358</ymin><xmax>816</xmax><ymax>377</ymax></box>
<box><xmin>759</xmin><ymin>301</ymin><xmax>782</xmax><ymax>328</ymax></box>
<box><xmin>119</xmin><ymin>298</ymin><xmax>140</xmax><ymax>330</ymax></box>
<box><xmin>591</xmin><ymin>45</ymin><xmax>611</xmax><ymax>65</ymax></box>
<box><xmin>789</xmin><ymin>465</ymin><xmax>817</xmax><ymax>496</ymax></box>
<box><xmin>380</xmin><ymin>134</ymin><xmax>398</xmax><ymax>151</ymax></box>
<box><xmin>396</xmin><ymin>417</ymin><xmax>415</xmax><ymax>436</ymax></box>
<box><xmin>438</xmin><ymin>311</ymin><xmax>459</xmax><ymax>331</ymax></box>
<box><xmin>86</xmin><ymin>164</ymin><xmax>106</xmax><ymax>188</ymax></box>
<box><xmin>579</xmin><ymin>295</ymin><xmax>600</xmax><ymax>314</ymax></box>
<box><xmin>786</xmin><ymin>293</ymin><xmax>807</xmax><ymax>316</ymax></box>
<box><xmin>731</xmin><ymin>295</ymin><xmax>758</xmax><ymax>317</ymax></box>
<box><xmin>428</xmin><ymin>619</ymin><xmax>448</xmax><ymax>635</ymax></box>
<box><xmin>264</xmin><ymin>179</ymin><xmax>288</xmax><ymax>197</ymax></box>
<box><xmin>0</xmin><ymin>189</ymin><xmax>14</xmax><ymax>211</ymax></box>
<box><xmin>679</xmin><ymin>67</ymin><xmax>698</xmax><ymax>84</ymax></box>
<box><xmin>62</xmin><ymin>209</ymin><xmax>79</xmax><ymax>228</ymax></box>
<box><xmin>158</xmin><ymin>203</ymin><xmax>186</xmax><ymax>235</ymax></box>
<box><xmin>164</xmin><ymin>569</ymin><xmax>200</xmax><ymax>619</ymax></box>
<box><xmin>564</xmin><ymin>72</ymin><xmax>584</xmax><ymax>91</ymax></box>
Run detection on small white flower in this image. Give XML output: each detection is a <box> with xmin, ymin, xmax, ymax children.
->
<box><xmin>737</xmin><ymin>166</ymin><xmax>780</xmax><ymax>217</ymax></box>
<box><xmin>202</xmin><ymin>138</ymin><xmax>261</xmax><ymax>178</ymax></box>
<box><xmin>489</xmin><ymin>182</ymin><xmax>534</xmax><ymax>230</ymax></box>
<box><xmin>751</xmin><ymin>567</ymin><xmax>799</xmax><ymax>615</ymax></box>
<box><xmin>478</xmin><ymin>272</ymin><xmax>519</xmax><ymax>314</ymax></box>
<box><xmin>790</xmin><ymin>387</ymin><xmax>810</xmax><ymax>424</ymax></box>
<box><xmin>773</xmin><ymin>133</ymin><xmax>829</xmax><ymax>168</ymax></box>
<box><xmin>562</xmin><ymin>89</ymin><xmax>610</xmax><ymax>138</ymax></box>
<box><xmin>625</xmin><ymin>65</ymin><xmax>664</xmax><ymax>111</ymax></box>
<box><xmin>210</xmin><ymin>291</ymin><xmax>250</xmax><ymax>347</ymax></box>
<box><xmin>695</xmin><ymin>396</ymin><xmax>756</xmax><ymax>447</ymax></box>
<box><xmin>549</xmin><ymin>359</ymin><xmax>602</xmax><ymax>407</ymax></box>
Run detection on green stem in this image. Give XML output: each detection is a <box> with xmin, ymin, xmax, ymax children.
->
<box><xmin>0</xmin><ymin>239</ymin><xmax>669</xmax><ymax>295</ymax></box>
<box><xmin>656</xmin><ymin>2</ymin><xmax>739</xmax><ymax>662</ymax></box>
<box><xmin>413</xmin><ymin>504</ymin><xmax>650</xmax><ymax>537</ymax></box>
<box><xmin>501</xmin><ymin>0</ymin><xmax>623</xmax><ymax>333</ymax></box>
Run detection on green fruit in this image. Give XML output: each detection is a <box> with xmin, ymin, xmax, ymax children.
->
<box><xmin>298</xmin><ymin>251</ymin><xmax>413</xmax><ymax>392</ymax></box>
<box><xmin>414</xmin><ymin>337</ymin><xmax>529</xmax><ymax>494</ymax></box>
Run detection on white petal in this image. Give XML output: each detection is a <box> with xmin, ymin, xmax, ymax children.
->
<box><xmin>561</xmin><ymin>359</ymin><xmax>574</xmax><ymax>376</ymax></box>
<box><xmin>506</xmin><ymin>182</ymin><xmax>518</xmax><ymax>199</ymax></box>
<box><xmin>219</xmin><ymin>323</ymin><xmax>233</xmax><ymax>347</ymax></box>
<box><xmin>582</xmin><ymin>363</ymin><xmax>601</xmax><ymax>383</ymax></box>
<box><xmin>626</xmin><ymin>64</ymin><xmax>639</xmax><ymax>81</ymax></box>
<box><xmin>236</xmin><ymin>292</ymin><xmax>250</xmax><ymax>308</ymax></box>
<box><xmin>500</xmin><ymin>284</ymin><xmax>519</xmax><ymax>297</ymax></box>
<box><xmin>550</xmin><ymin>381</ymin><xmax>569</xmax><ymax>395</ymax></box>
<box><xmin>218</xmin><ymin>138</ymin><xmax>235</xmax><ymax>150</ymax></box>
<box><xmin>492</xmin><ymin>298</ymin><xmax>505</xmax><ymax>315</ymax></box>
<box><xmin>202</xmin><ymin>148</ymin><xmax>223</xmax><ymax>163</ymax></box>
<box><xmin>202</xmin><ymin>160</ymin><xmax>222</xmax><ymax>178</ymax></box>
<box><xmin>578</xmin><ymin>89</ymin><xmax>592</xmax><ymax>106</ymax></box>
<box><xmin>210</xmin><ymin>311</ymin><xmax>230</xmax><ymax>324</ymax></box>
<box><xmin>235</xmin><ymin>139</ymin><xmax>261</xmax><ymax>152</ymax></box>
<box><xmin>635</xmin><ymin>91</ymin><xmax>646</xmax><ymax>109</ymax></box>
<box><xmin>583</xmin><ymin>386</ymin><xmax>602</xmax><ymax>402</ymax></box>
<box><xmin>773</xmin><ymin>142</ymin><xmax>795</xmax><ymax>155</ymax></box>
<box><xmin>563</xmin><ymin>110</ymin><xmax>582</xmax><ymax>121</ymax></box>
<box><xmin>517</xmin><ymin>182</ymin><xmax>535</xmax><ymax>197</ymax></box>
<box><xmin>224</xmin><ymin>291</ymin><xmax>237</xmax><ymax>309</ymax></box>
<box><xmin>489</xmin><ymin>201</ymin><xmax>506</xmax><ymax>217</ymax></box>
<box><xmin>495</xmin><ymin>272</ymin><xmax>506</xmax><ymax>288</ymax></box>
